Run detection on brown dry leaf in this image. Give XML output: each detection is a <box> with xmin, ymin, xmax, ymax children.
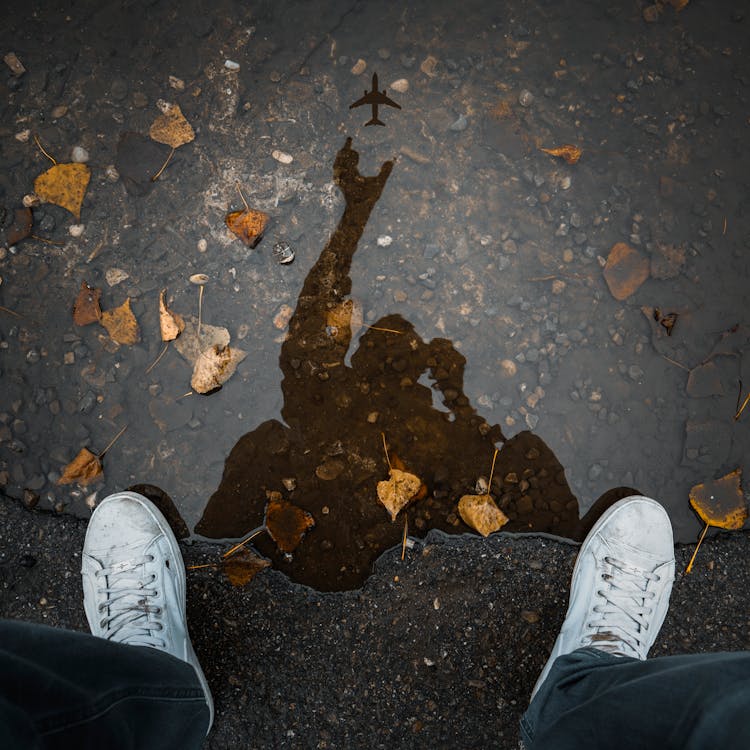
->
<box><xmin>7</xmin><ymin>207</ymin><xmax>33</xmax><ymax>245</ymax></box>
<box><xmin>34</xmin><ymin>162</ymin><xmax>90</xmax><ymax>219</ymax></box>
<box><xmin>225</xmin><ymin>208</ymin><xmax>270</xmax><ymax>247</ymax></box>
<box><xmin>458</xmin><ymin>494</ymin><xmax>509</xmax><ymax>537</ymax></box>
<box><xmin>668</xmin><ymin>0</ymin><xmax>689</xmax><ymax>10</ymax></box>
<box><xmin>222</xmin><ymin>549</ymin><xmax>270</xmax><ymax>587</ymax></box>
<box><xmin>73</xmin><ymin>281</ymin><xmax>102</xmax><ymax>326</ymax></box>
<box><xmin>58</xmin><ymin>447</ymin><xmax>103</xmax><ymax>486</ymax></box>
<box><xmin>377</xmin><ymin>468</ymin><xmax>422</xmax><ymax>521</ymax></box>
<box><xmin>264</xmin><ymin>492</ymin><xmax>315</xmax><ymax>553</ymax></box>
<box><xmin>686</xmin><ymin>469</ymin><xmax>747</xmax><ymax>573</ymax></box>
<box><xmin>540</xmin><ymin>144</ymin><xmax>582</xmax><ymax>164</ymax></box>
<box><xmin>191</xmin><ymin>344</ymin><xmax>247</xmax><ymax>394</ymax></box>
<box><xmin>149</xmin><ymin>104</ymin><xmax>195</xmax><ymax>148</ymax></box>
<box><xmin>100</xmin><ymin>298</ymin><xmax>141</xmax><ymax>345</ymax></box>
<box><xmin>603</xmin><ymin>242</ymin><xmax>650</xmax><ymax>300</ymax></box>
<box><xmin>159</xmin><ymin>289</ymin><xmax>184</xmax><ymax>341</ymax></box>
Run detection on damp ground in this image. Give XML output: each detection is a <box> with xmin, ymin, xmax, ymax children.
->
<box><xmin>1</xmin><ymin>0</ymin><xmax>750</xmax><ymax>591</ymax></box>
<box><xmin>2</xmin><ymin>499</ymin><xmax>749</xmax><ymax>748</ymax></box>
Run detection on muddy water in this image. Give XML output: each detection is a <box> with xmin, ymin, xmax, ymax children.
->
<box><xmin>1</xmin><ymin>0</ymin><xmax>748</xmax><ymax>590</ymax></box>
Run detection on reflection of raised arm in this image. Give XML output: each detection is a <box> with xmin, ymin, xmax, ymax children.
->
<box><xmin>282</xmin><ymin>138</ymin><xmax>394</xmax><ymax>373</ymax></box>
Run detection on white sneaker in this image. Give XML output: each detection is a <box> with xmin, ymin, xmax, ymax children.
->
<box><xmin>81</xmin><ymin>491</ymin><xmax>214</xmax><ymax>731</ymax></box>
<box><xmin>530</xmin><ymin>495</ymin><xmax>675</xmax><ymax>700</ymax></box>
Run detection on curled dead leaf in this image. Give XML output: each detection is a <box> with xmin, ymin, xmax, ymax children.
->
<box><xmin>222</xmin><ymin>549</ymin><xmax>271</xmax><ymax>587</ymax></box>
<box><xmin>458</xmin><ymin>493</ymin><xmax>509</xmax><ymax>537</ymax></box>
<box><xmin>540</xmin><ymin>144</ymin><xmax>582</xmax><ymax>164</ymax></box>
<box><xmin>58</xmin><ymin>447</ymin><xmax>103</xmax><ymax>486</ymax></box>
<box><xmin>264</xmin><ymin>492</ymin><xmax>315</xmax><ymax>553</ymax></box>
<box><xmin>73</xmin><ymin>281</ymin><xmax>102</xmax><ymax>326</ymax></box>
<box><xmin>100</xmin><ymin>297</ymin><xmax>141</xmax><ymax>345</ymax></box>
<box><xmin>225</xmin><ymin>208</ymin><xmax>270</xmax><ymax>247</ymax></box>
<box><xmin>159</xmin><ymin>289</ymin><xmax>184</xmax><ymax>341</ymax></box>
<box><xmin>377</xmin><ymin>468</ymin><xmax>422</xmax><ymax>521</ymax></box>
<box><xmin>191</xmin><ymin>343</ymin><xmax>247</xmax><ymax>394</ymax></box>
<box><xmin>149</xmin><ymin>103</ymin><xmax>195</xmax><ymax>149</ymax></box>
<box><xmin>34</xmin><ymin>162</ymin><xmax>90</xmax><ymax>219</ymax></box>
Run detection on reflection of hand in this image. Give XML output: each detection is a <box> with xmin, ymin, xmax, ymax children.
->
<box><xmin>333</xmin><ymin>137</ymin><xmax>394</xmax><ymax>202</ymax></box>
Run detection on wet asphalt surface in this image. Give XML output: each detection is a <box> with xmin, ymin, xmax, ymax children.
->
<box><xmin>2</xmin><ymin>499</ymin><xmax>750</xmax><ymax>749</ymax></box>
<box><xmin>2</xmin><ymin>0</ymin><xmax>750</xmax><ymax>745</ymax></box>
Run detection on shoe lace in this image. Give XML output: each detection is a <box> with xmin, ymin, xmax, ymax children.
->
<box><xmin>582</xmin><ymin>555</ymin><xmax>660</xmax><ymax>656</ymax></box>
<box><xmin>95</xmin><ymin>555</ymin><xmax>165</xmax><ymax>648</ymax></box>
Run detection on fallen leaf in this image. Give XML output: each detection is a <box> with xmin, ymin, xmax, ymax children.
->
<box><xmin>73</xmin><ymin>281</ymin><xmax>102</xmax><ymax>326</ymax></box>
<box><xmin>149</xmin><ymin>103</ymin><xmax>195</xmax><ymax>149</ymax></box>
<box><xmin>34</xmin><ymin>162</ymin><xmax>90</xmax><ymax>219</ymax></box>
<box><xmin>686</xmin><ymin>468</ymin><xmax>747</xmax><ymax>573</ymax></box>
<box><xmin>377</xmin><ymin>468</ymin><xmax>422</xmax><ymax>521</ymax></box>
<box><xmin>540</xmin><ymin>144</ymin><xmax>582</xmax><ymax>164</ymax></box>
<box><xmin>458</xmin><ymin>494</ymin><xmax>510</xmax><ymax>537</ymax></box>
<box><xmin>326</xmin><ymin>298</ymin><xmax>363</xmax><ymax>341</ymax></box>
<box><xmin>603</xmin><ymin>242</ymin><xmax>650</xmax><ymax>300</ymax></box>
<box><xmin>264</xmin><ymin>492</ymin><xmax>315</xmax><ymax>553</ymax></box>
<box><xmin>57</xmin><ymin>448</ymin><xmax>103</xmax><ymax>486</ymax></box>
<box><xmin>668</xmin><ymin>0</ymin><xmax>689</xmax><ymax>10</ymax></box>
<box><xmin>6</xmin><ymin>207</ymin><xmax>33</xmax><ymax>245</ymax></box>
<box><xmin>653</xmin><ymin>308</ymin><xmax>678</xmax><ymax>336</ymax></box>
<box><xmin>159</xmin><ymin>289</ymin><xmax>184</xmax><ymax>341</ymax></box>
<box><xmin>173</xmin><ymin>316</ymin><xmax>230</xmax><ymax>365</ymax></box>
<box><xmin>222</xmin><ymin>549</ymin><xmax>270</xmax><ymax>587</ymax></box>
<box><xmin>225</xmin><ymin>207</ymin><xmax>270</xmax><ymax>247</ymax></box>
<box><xmin>191</xmin><ymin>343</ymin><xmax>247</xmax><ymax>394</ymax></box>
<box><xmin>100</xmin><ymin>297</ymin><xmax>141</xmax><ymax>345</ymax></box>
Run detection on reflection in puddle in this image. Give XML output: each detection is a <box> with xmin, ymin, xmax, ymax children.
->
<box><xmin>197</xmin><ymin>139</ymin><xmax>626</xmax><ymax>591</ymax></box>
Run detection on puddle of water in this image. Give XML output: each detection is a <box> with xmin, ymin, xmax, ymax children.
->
<box><xmin>1</xmin><ymin>0</ymin><xmax>748</xmax><ymax>591</ymax></box>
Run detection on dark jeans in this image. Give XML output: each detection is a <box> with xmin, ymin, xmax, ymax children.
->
<box><xmin>0</xmin><ymin>619</ymin><xmax>209</xmax><ymax>749</ymax></box>
<box><xmin>521</xmin><ymin>647</ymin><xmax>750</xmax><ymax>750</ymax></box>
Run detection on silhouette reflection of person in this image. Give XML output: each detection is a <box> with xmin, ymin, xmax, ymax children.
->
<box><xmin>196</xmin><ymin>138</ymin><xmax>602</xmax><ymax>591</ymax></box>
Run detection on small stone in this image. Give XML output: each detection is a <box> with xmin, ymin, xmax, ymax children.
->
<box><xmin>169</xmin><ymin>75</ymin><xmax>185</xmax><ymax>91</ymax></box>
<box><xmin>367</xmin><ymin>411</ymin><xmax>379</xmax><ymax>423</ymax></box>
<box><xmin>224</xmin><ymin>59</ymin><xmax>240</xmax><ymax>71</ymax></box>
<box><xmin>15</xmin><ymin>129</ymin><xmax>31</xmax><ymax>143</ymax></box>
<box><xmin>272</xmin><ymin>149</ymin><xmax>293</xmax><ymax>164</ymax></box>
<box><xmin>518</xmin><ymin>89</ymin><xmax>534</xmax><ymax>107</ymax></box>
<box><xmin>560</xmin><ymin>176</ymin><xmax>571</xmax><ymax>190</ymax></box>
<box><xmin>377</xmin><ymin>235</ymin><xmax>393</xmax><ymax>247</ymax></box>
<box><xmin>282</xmin><ymin>477</ymin><xmax>297</xmax><ymax>492</ymax></box>
<box><xmin>64</xmin><ymin>352</ymin><xmax>75</xmax><ymax>365</ymax></box>
<box><xmin>22</xmin><ymin>489</ymin><xmax>39</xmax><ymax>509</ymax></box>
<box><xmin>68</xmin><ymin>224</ymin><xmax>85</xmax><ymax>238</ymax></box>
<box><xmin>105</xmin><ymin>268</ymin><xmax>129</xmax><ymax>286</ymax></box>
<box><xmin>350</xmin><ymin>58</ymin><xmax>366</xmax><ymax>75</ymax></box>
<box><xmin>551</xmin><ymin>279</ymin><xmax>566</xmax><ymax>295</ymax></box>
<box><xmin>628</xmin><ymin>365</ymin><xmax>644</xmax><ymax>381</ymax></box>
<box><xmin>391</xmin><ymin>78</ymin><xmax>409</xmax><ymax>93</ymax></box>
<box><xmin>449</xmin><ymin>114</ymin><xmax>468</xmax><ymax>131</ymax></box>
<box><xmin>521</xmin><ymin>610</ymin><xmax>540</xmax><ymax>624</ymax></box>
<box><xmin>500</xmin><ymin>359</ymin><xmax>517</xmax><ymax>378</ymax></box>
<box><xmin>4</xmin><ymin>52</ymin><xmax>26</xmax><ymax>76</ymax></box>
<box><xmin>25</xmin><ymin>349</ymin><xmax>40</xmax><ymax>364</ymax></box>
<box><xmin>393</xmin><ymin>290</ymin><xmax>408</xmax><ymax>303</ymax></box>
<box><xmin>420</xmin><ymin>55</ymin><xmax>438</xmax><ymax>77</ymax></box>
<box><xmin>562</xmin><ymin>248</ymin><xmax>574</xmax><ymax>263</ymax></box>
<box><xmin>273</xmin><ymin>304</ymin><xmax>294</xmax><ymax>330</ymax></box>
<box><xmin>105</xmin><ymin>165</ymin><xmax>119</xmax><ymax>182</ymax></box>
<box><xmin>22</xmin><ymin>194</ymin><xmax>41</xmax><ymax>208</ymax></box>
<box><xmin>71</xmin><ymin>146</ymin><xmax>89</xmax><ymax>163</ymax></box>
<box><xmin>197</xmin><ymin>239</ymin><xmax>208</xmax><ymax>253</ymax></box>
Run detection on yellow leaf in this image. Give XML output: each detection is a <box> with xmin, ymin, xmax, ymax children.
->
<box><xmin>689</xmin><ymin>469</ymin><xmax>747</xmax><ymax>530</ymax></box>
<box><xmin>377</xmin><ymin>468</ymin><xmax>421</xmax><ymax>521</ymax></box>
<box><xmin>100</xmin><ymin>298</ymin><xmax>141</xmax><ymax>345</ymax></box>
<box><xmin>540</xmin><ymin>144</ymin><xmax>582</xmax><ymax>164</ymax></box>
<box><xmin>57</xmin><ymin>448</ymin><xmax>103</xmax><ymax>486</ymax></box>
<box><xmin>458</xmin><ymin>494</ymin><xmax>509</xmax><ymax>537</ymax></box>
<box><xmin>264</xmin><ymin>493</ymin><xmax>315</xmax><ymax>553</ymax></box>
<box><xmin>34</xmin><ymin>163</ymin><xmax>90</xmax><ymax>219</ymax></box>
<box><xmin>159</xmin><ymin>289</ymin><xmax>184</xmax><ymax>341</ymax></box>
<box><xmin>225</xmin><ymin>208</ymin><xmax>270</xmax><ymax>247</ymax></box>
<box><xmin>149</xmin><ymin>103</ymin><xmax>195</xmax><ymax>149</ymax></box>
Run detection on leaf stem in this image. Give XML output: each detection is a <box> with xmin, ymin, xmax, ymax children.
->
<box><xmin>685</xmin><ymin>522</ymin><xmax>709</xmax><ymax>574</ymax></box>
<box><xmin>235</xmin><ymin>181</ymin><xmax>249</xmax><ymax>211</ymax></box>
<box><xmin>33</xmin><ymin>134</ymin><xmax>57</xmax><ymax>165</ymax></box>
<box><xmin>151</xmin><ymin>146</ymin><xmax>175</xmax><ymax>181</ymax></box>
<box><xmin>98</xmin><ymin>424</ymin><xmax>128</xmax><ymax>459</ymax></box>
<box><xmin>145</xmin><ymin>343</ymin><xmax>169</xmax><ymax>374</ymax></box>
<box><xmin>381</xmin><ymin>432</ymin><xmax>392</xmax><ymax>471</ymax></box>
<box><xmin>487</xmin><ymin>448</ymin><xmax>499</xmax><ymax>491</ymax></box>
<box><xmin>223</xmin><ymin>526</ymin><xmax>267</xmax><ymax>559</ymax></box>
